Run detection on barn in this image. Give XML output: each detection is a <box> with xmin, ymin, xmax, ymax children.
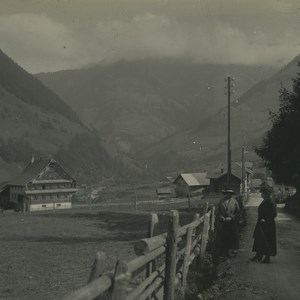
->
<box><xmin>173</xmin><ymin>173</ymin><xmax>209</xmax><ymax>197</ymax></box>
<box><xmin>0</xmin><ymin>158</ymin><xmax>77</xmax><ymax>212</ymax></box>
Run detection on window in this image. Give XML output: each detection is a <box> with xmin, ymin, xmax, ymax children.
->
<box><xmin>42</xmin><ymin>204</ymin><xmax>46</xmax><ymax>208</ymax></box>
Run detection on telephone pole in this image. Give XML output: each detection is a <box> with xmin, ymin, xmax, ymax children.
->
<box><xmin>227</xmin><ymin>75</ymin><xmax>232</xmax><ymax>186</ymax></box>
<box><xmin>241</xmin><ymin>146</ymin><xmax>246</xmax><ymax>199</ymax></box>
<box><xmin>89</xmin><ymin>167</ymin><xmax>92</xmax><ymax>211</ymax></box>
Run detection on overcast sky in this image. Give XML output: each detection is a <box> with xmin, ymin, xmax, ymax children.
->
<box><xmin>0</xmin><ymin>0</ymin><xmax>299</xmax><ymax>73</ymax></box>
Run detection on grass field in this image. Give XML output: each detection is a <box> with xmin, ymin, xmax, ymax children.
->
<box><xmin>0</xmin><ymin>196</ymin><xmax>218</xmax><ymax>300</ymax></box>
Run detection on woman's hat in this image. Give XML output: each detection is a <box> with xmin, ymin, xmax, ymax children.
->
<box><xmin>221</xmin><ymin>188</ymin><xmax>236</xmax><ymax>194</ymax></box>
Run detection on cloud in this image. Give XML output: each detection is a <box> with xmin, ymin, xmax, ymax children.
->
<box><xmin>93</xmin><ymin>14</ymin><xmax>300</xmax><ymax>67</ymax></box>
<box><xmin>0</xmin><ymin>12</ymin><xmax>299</xmax><ymax>73</ymax></box>
<box><xmin>0</xmin><ymin>13</ymin><xmax>84</xmax><ymax>73</ymax></box>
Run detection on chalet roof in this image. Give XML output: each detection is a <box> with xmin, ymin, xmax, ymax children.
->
<box><xmin>174</xmin><ymin>173</ymin><xmax>209</xmax><ymax>187</ymax></box>
<box><xmin>207</xmin><ymin>162</ymin><xmax>252</xmax><ymax>179</ymax></box>
<box><xmin>9</xmin><ymin>158</ymin><xmax>74</xmax><ymax>186</ymax></box>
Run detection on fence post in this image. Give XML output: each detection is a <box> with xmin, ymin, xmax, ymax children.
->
<box><xmin>112</xmin><ymin>260</ymin><xmax>130</xmax><ymax>300</ymax></box>
<box><xmin>210</xmin><ymin>206</ymin><xmax>216</xmax><ymax>232</ymax></box>
<box><xmin>204</xmin><ymin>202</ymin><xmax>209</xmax><ymax>213</ymax></box>
<box><xmin>199</xmin><ymin>213</ymin><xmax>210</xmax><ymax>269</ymax></box>
<box><xmin>146</xmin><ymin>213</ymin><xmax>159</xmax><ymax>276</ymax></box>
<box><xmin>88</xmin><ymin>251</ymin><xmax>106</xmax><ymax>283</ymax></box>
<box><xmin>181</xmin><ymin>226</ymin><xmax>193</xmax><ymax>290</ymax></box>
<box><xmin>146</xmin><ymin>213</ymin><xmax>159</xmax><ymax>300</ymax></box>
<box><xmin>163</xmin><ymin>210</ymin><xmax>179</xmax><ymax>300</ymax></box>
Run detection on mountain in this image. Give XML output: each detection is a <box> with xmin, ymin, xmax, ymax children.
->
<box><xmin>0</xmin><ymin>49</ymin><xmax>143</xmax><ymax>183</ymax></box>
<box><xmin>36</xmin><ymin>58</ymin><xmax>277</xmax><ymax>155</ymax></box>
<box><xmin>140</xmin><ymin>55</ymin><xmax>300</xmax><ymax>173</ymax></box>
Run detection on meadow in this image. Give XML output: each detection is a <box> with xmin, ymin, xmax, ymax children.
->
<box><xmin>0</xmin><ymin>196</ymin><xmax>218</xmax><ymax>300</ymax></box>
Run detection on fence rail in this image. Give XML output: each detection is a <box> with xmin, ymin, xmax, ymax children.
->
<box><xmin>63</xmin><ymin>205</ymin><xmax>215</xmax><ymax>300</ymax></box>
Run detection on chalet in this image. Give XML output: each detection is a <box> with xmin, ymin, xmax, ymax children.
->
<box><xmin>173</xmin><ymin>173</ymin><xmax>209</xmax><ymax>197</ymax></box>
<box><xmin>1</xmin><ymin>158</ymin><xmax>77</xmax><ymax>212</ymax></box>
<box><xmin>208</xmin><ymin>163</ymin><xmax>252</xmax><ymax>194</ymax></box>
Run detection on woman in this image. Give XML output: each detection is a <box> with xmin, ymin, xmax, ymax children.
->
<box><xmin>250</xmin><ymin>183</ymin><xmax>277</xmax><ymax>263</ymax></box>
<box><xmin>216</xmin><ymin>189</ymin><xmax>241</xmax><ymax>257</ymax></box>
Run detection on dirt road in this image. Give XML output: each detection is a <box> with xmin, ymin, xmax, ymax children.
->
<box><xmin>213</xmin><ymin>193</ymin><xmax>300</xmax><ymax>299</ymax></box>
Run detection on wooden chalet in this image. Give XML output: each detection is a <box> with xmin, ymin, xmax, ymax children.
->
<box><xmin>1</xmin><ymin>158</ymin><xmax>77</xmax><ymax>212</ymax></box>
<box><xmin>173</xmin><ymin>173</ymin><xmax>209</xmax><ymax>197</ymax></box>
<box><xmin>207</xmin><ymin>162</ymin><xmax>252</xmax><ymax>194</ymax></box>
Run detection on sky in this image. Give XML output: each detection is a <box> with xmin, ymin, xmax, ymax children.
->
<box><xmin>0</xmin><ymin>0</ymin><xmax>299</xmax><ymax>73</ymax></box>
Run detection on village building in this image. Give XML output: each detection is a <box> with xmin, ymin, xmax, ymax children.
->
<box><xmin>173</xmin><ymin>173</ymin><xmax>209</xmax><ymax>197</ymax></box>
<box><xmin>0</xmin><ymin>158</ymin><xmax>77</xmax><ymax>212</ymax></box>
<box><xmin>207</xmin><ymin>163</ymin><xmax>253</xmax><ymax>194</ymax></box>
<box><xmin>156</xmin><ymin>187</ymin><xmax>172</xmax><ymax>199</ymax></box>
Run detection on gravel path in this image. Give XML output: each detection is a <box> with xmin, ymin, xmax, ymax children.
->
<box><xmin>212</xmin><ymin>193</ymin><xmax>300</xmax><ymax>300</ymax></box>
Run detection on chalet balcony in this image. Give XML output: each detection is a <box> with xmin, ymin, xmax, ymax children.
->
<box><xmin>25</xmin><ymin>188</ymin><xmax>77</xmax><ymax>195</ymax></box>
<box><xmin>31</xmin><ymin>179</ymin><xmax>72</xmax><ymax>184</ymax></box>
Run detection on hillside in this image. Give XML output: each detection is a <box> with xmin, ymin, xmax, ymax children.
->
<box><xmin>140</xmin><ymin>55</ymin><xmax>300</xmax><ymax>173</ymax></box>
<box><xmin>0</xmin><ymin>49</ymin><xmax>141</xmax><ymax>183</ymax></box>
<box><xmin>36</xmin><ymin>58</ymin><xmax>276</xmax><ymax>155</ymax></box>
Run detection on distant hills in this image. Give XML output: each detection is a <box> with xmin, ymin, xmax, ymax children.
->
<box><xmin>36</xmin><ymin>58</ymin><xmax>277</xmax><ymax>156</ymax></box>
<box><xmin>0</xmin><ymin>49</ymin><xmax>145</xmax><ymax>183</ymax></box>
<box><xmin>140</xmin><ymin>55</ymin><xmax>300</xmax><ymax>173</ymax></box>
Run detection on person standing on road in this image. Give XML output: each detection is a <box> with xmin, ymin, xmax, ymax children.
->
<box><xmin>216</xmin><ymin>189</ymin><xmax>241</xmax><ymax>257</ymax></box>
<box><xmin>250</xmin><ymin>183</ymin><xmax>277</xmax><ymax>263</ymax></box>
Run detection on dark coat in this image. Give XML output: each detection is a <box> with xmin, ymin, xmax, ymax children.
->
<box><xmin>252</xmin><ymin>199</ymin><xmax>277</xmax><ymax>256</ymax></box>
<box><xmin>216</xmin><ymin>196</ymin><xmax>241</xmax><ymax>251</ymax></box>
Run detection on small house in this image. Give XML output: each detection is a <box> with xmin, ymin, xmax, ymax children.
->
<box><xmin>156</xmin><ymin>187</ymin><xmax>172</xmax><ymax>199</ymax></box>
<box><xmin>173</xmin><ymin>173</ymin><xmax>209</xmax><ymax>197</ymax></box>
<box><xmin>208</xmin><ymin>163</ymin><xmax>253</xmax><ymax>194</ymax></box>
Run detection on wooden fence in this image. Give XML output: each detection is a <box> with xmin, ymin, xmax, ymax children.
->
<box><xmin>63</xmin><ymin>205</ymin><xmax>216</xmax><ymax>300</ymax></box>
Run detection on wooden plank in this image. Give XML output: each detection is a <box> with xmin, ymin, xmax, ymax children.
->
<box><xmin>127</xmin><ymin>246</ymin><xmax>165</xmax><ymax>274</ymax></box>
<box><xmin>128</xmin><ymin>264</ymin><xmax>165</xmax><ymax>300</ymax></box>
<box><xmin>134</xmin><ymin>216</ymin><xmax>203</xmax><ymax>256</ymax></box>
<box><xmin>63</xmin><ymin>275</ymin><xmax>112</xmax><ymax>300</ymax></box>
<box><xmin>163</xmin><ymin>210</ymin><xmax>179</xmax><ymax>300</ymax></box>
<box><xmin>112</xmin><ymin>260</ymin><xmax>131</xmax><ymax>300</ymax></box>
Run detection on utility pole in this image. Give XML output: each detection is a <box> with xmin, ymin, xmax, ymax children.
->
<box><xmin>241</xmin><ymin>146</ymin><xmax>246</xmax><ymax>200</ymax></box>
<box><xmin>227</xmin><ymin>75</ymin><xmax>233</xmax><ymax>187</ymax></box>
<box><xmin>89</xmin><ymin>168</ymin><xmax>92</xmax><ymax>211</ymax></box>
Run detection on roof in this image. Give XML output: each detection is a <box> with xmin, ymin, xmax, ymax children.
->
<box><xmin>9</xmin><ymin>158</ymin><xmax>75</xmax><ymax>186</ymax></box>
<box><xmin>207</xmin><ymin>162</ymin><xmax>252</xmax><ymax>179</ymax></box>
<box><xmin>174</xmin><ymin>173</ymin><xmax>209</xmax><ymax>187</ymax></box>
<box><xmin>235</xmin><ymin>161</ymin><xmax>254</xmax><ymax>169</ymax></box>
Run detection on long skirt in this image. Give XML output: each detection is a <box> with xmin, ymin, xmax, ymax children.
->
<box><xmin>252</xmin><ymin>221</ymin><xmax>277</xmax><ymax>256</ymax></box>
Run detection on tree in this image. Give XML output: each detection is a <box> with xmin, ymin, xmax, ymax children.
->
<box><xmin>255</xmin><ymin>63</ymin><xmax>300</xmax><ymax>187</ymax></box>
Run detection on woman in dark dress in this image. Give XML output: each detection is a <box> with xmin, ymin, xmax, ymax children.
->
<box><xmin>250</xmin><ymin>184</ymin><xmax>277</xmax><ymax>263</ymax></box>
